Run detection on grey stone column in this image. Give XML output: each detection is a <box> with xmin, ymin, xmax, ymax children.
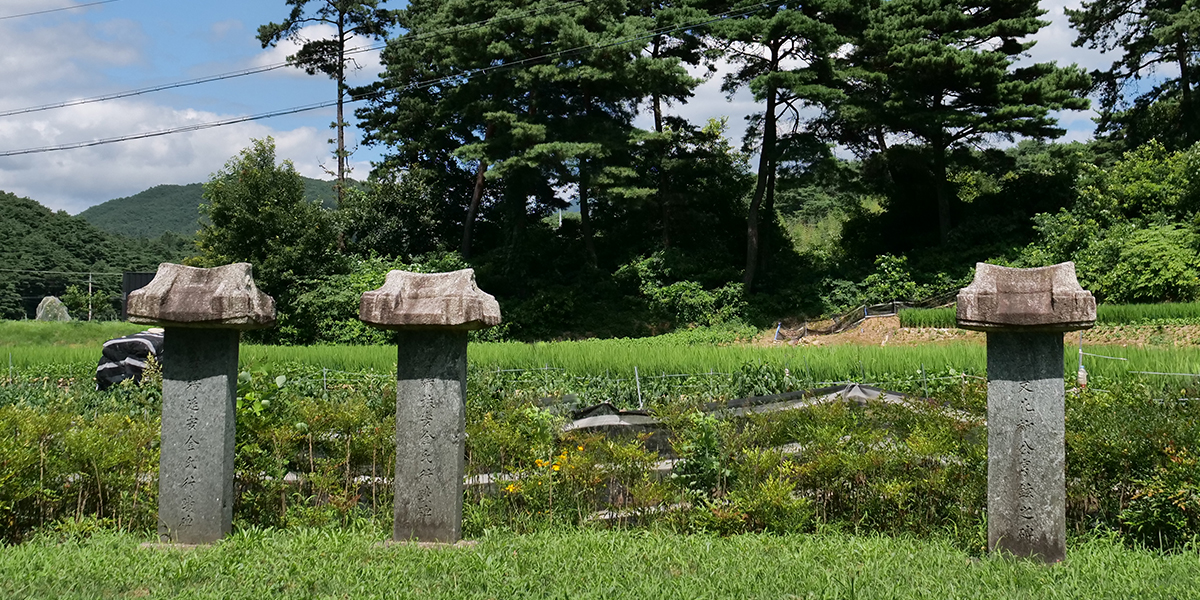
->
<box><xmin>359</xmin><ymin>269</ymin><xmax>500</xmax><ymax>543</ymax></box>
<box><xmin>394</xmin><ymin>330</ymin><xmax>468</xmax><ymax>542</ymax></box>
<box><xmin>127</xmin><ymin>262</ymin><xmax>276</xmax><ymax>545</ymax></box>
<box><xmin>159</xmin><ymin>328</ymin><xmax>239</xmax><ymax>543</ymax></box>
<box><xmin>985</xmin><ymin>332</ymin><xmax>1066</xmax><ymax>562</ymax></box>
<box><xmin>957</xmin><ymin>262</ymin><xmax>1095</xmax><ymax>563</ymax></box>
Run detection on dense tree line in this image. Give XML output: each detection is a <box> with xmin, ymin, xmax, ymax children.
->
<box><xmin>182</xmin><ymin>0</ymin><xmax>1200</xmax><ymax>342</ymax></box>
<box><xmin>12</xmin><ymin>0</ymin><xmax>1200</xmax><ymax>340</ymax></box>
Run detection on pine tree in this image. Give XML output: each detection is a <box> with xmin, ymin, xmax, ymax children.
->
<box><xmin>826</xmin><ymin>0</ymin><xmax>1090</xmax><ymax>244</ymax></box>
<box><xmin>1067</xmin><ymin>0</ymin><xmax>1200</xmax><ymax>147</ymax></box>
<box><xmin>357</xmin><ymin>0</ymin><xmax>698</xmax><ymax>262</ymax></box>
<box><xmin>258</xmin><ymin>1</ymin><xmax>395</xmax><ymax>206</ymax></box>
<box><xmin>705</xmin><ymin>0</ymin><xmax>849</xmax><ymax>289</ymax></box>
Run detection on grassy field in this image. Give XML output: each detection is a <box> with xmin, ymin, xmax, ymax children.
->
<box><xmin>900</xmin><ymin>302</ymin><xmax>1200</xmax><ymax>328</ymax></box>
<box><xmin>0</xmin><ymin>320</ymin><xmax>146</xmax><ymax>347</ymax></box>
<box><xmin>0</xmin><ymin>529</ymin><xmax>1194</xmax><ymax>599</ymax></box>
<box><xmin>9</xmin><ymin>321</ymin><xmax>1200</xmax><ymax>387</ymax></box>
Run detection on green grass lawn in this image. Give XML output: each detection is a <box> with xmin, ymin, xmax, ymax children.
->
<box><xmin>0</xmin><ymin>320</ymin><xmax>146</xmax><ymax>347</ymax></box>
<box><xmin>0</xmin><ymin>528</ymin><xmax>1193</xmax><ymax>599</ymax></box>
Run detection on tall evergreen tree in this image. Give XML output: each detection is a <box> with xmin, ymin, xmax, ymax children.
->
<box><xmin>825</xmin><ymin>0</ymin><xmax>1090</xmax><ymax>245</ymax></box>
<box><xmin>258</xmin><ymin>1</ymin><xmax>395</xmax><ymax>205</ymax></box>
<box><xmin>357</xmin><ymin>0</ymin><xmax>698</xmax><ymax>263</ymax></box>
<box><xmin>1067</xmin><ymin>0</ymin><xmax>1200</xmax><ymax>147</ymax></box>
<box><xmin>705</xmin><ymin>0</ymin><xmax>848</xmax><ymax>289</ymax></box>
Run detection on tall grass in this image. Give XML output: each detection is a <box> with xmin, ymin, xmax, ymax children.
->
<box><xmin>0</xmin><ymin>320</ymin><xmax>145</xmax><ymax>347</ymax></box>
<box><xmin>14</xmin><ymin>338</ymin><xmax>1200</xmax><ymax>387</ymax></box>
<box><xmin>901</xmin><ymin>302</ymin><xmax>1200</xmax><ymax>328</ymax></box>
<box><xmin>898</xmin><ymin>307</ymin><xmax>957</xmax><ymax>328</ymax></box>
<box><xmin>0</xmin><ymin>529</ymin><xmax>1194</xmax><ymax>599</ymax></box>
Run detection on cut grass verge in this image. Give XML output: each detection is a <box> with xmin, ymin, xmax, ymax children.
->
<box><xmin>0</xmin><ymin>528</ymin><xmax>1193</xmax><ymax>599</ymax></box>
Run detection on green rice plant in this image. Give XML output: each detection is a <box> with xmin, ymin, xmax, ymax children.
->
<box><xmin>1098</xmin><ymin>301</ymin><xmax>1200</xmax><ymax>324</ymax></box>
<box><xmin>898</xmin><ymin>307</ymin><xmax>957</xmax><ymax>328</ymax></box>
<box><xmin>0</xmin><ymin>320</ymin><xmax>147</xmax><ymax>347</ymax></box>
<box><xmin>901</xmin><ymin>301</ymin><xmax>1200</xmax><ymax>328</ymax></box>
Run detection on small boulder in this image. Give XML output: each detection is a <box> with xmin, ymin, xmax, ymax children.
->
<box><xmin>35</xmin><ymin>296</ymin><xmax>71</xmax><ymax>322</ymax></box>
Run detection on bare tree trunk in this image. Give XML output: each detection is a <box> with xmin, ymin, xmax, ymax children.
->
<box><xmin>462</xmin><ymin>123</ymin><xmax>494</xmax><ymax>259</ymax></box>
<box><xmin>744</xmin><ymin>80</ymin><xmax>778</xmax><ymax>290</ymax></box>
<box><xmin>579</xmin><ymin>164</ymin><xmax>598</xmax><ymax>267</ymax></box>
<box><xmin>1177</xmin><ymin>39</ymin><xmax>1194</xmax><ymax>140</ymax></box>
<box><xmin>933</xmin><ymin>148</ymin><xmax>951</xmax><ymax>245</ymax></box>
<box><xmin>336</xmin><ymin>16</ymin><xmax>347</xmax><ymax>207</ymax></box>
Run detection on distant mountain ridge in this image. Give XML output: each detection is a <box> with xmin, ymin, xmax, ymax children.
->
<box><xmin>78</xmin><ymin>177</ymin><xmax>345</xmax><ymax>239</ymax></box>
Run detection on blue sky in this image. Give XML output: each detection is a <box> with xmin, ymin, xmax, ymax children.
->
<box><xmin>0</xmin><ymin>0</ymin><xmax>1116</xmax><ymax>214</ymax></box>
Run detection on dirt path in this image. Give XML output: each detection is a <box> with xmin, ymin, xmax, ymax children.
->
<box><xmin>758</xmin><ymin>316</ymin><xmax>1200</xmax><ymax>348</ymax></box>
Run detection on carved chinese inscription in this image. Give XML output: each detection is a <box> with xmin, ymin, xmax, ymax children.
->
<box><xmin>391</xmin><ymin>330</ymin><xmax>469</xmax><ymax>543</ymax></box>
<box><xmin>157</xmin><ymin>328</ymin><xmax>239</xmax><ymax>545</ymax></box>
<box><xmin>983</xmin><ymin>331</ymin><xmax>1069</xmax><ymax>563</ymax></box>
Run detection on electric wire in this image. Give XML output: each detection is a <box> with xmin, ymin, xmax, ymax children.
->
<box><xmin>0</xmin><ymin>268</ymin><xmax>123</xmax><ymax>276</ymax></box>
<box><xmin>0</xmin><ymin>0</ymin><xmax>119</xmax><ymax>21</ymax></box>
<box><xmin>0</xmin><ymin>0</ymin><xmax>588</xmax><ymax>118</ymax></box>
<box><xmin>0</xmin><ymin>1</ymin><xmax>781</xmax><ymax>158</ymax></box>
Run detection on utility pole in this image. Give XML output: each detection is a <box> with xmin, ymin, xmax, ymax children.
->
<box><xmin>87</xmin><ymin>273</ymin><xmax>93</xmax><ymax>321</ymax></box>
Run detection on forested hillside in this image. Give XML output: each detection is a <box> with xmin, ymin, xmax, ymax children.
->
<box><xmin>0</xmin><ymin>191</ymin><xmax>189</xmax><ymax>319</ymax></box>
<box><xmin>77</xmin><ymin>177</ymin><xmax>346</xmax><ymax>238</ymax></box>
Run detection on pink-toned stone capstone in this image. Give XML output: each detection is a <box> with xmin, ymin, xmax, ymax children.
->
<box><xmin>359</xmin><ymin>269</ymin><xmax>501</xmax><ymax>331</ymax></box>
<box><xmin>127</xmin><ymin>263</ymin><xmax>276</xmax><ymax>330</ymax></box>
<box><xmin>956</xmin><ymin>262</ymin><xmax>1095</xmax><ymax>333</ymax></box>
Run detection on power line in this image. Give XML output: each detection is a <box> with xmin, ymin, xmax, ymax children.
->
<box><xmin>0</xmin><ymin>1</ymin><xmax>781</xmax><ymax>158</ymax></box>
<box><xmin>0</xmin><ymin>0</ymin><xmax>587</xmax><ymax>118</ymax></box>
<box><xmin>0</xmin><ymin>0</ymin><xmax>120</xmax><ymax>21</ymax></box>
<box><xmin>0</xmin><ymin>268</ymin><xmax>122</xmax><ymax>276</ymax></box>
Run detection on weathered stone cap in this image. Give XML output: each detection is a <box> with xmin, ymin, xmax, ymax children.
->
<box><xmin>360</xmin><ymin>269</ymin><xmax>501</xmax><ymax>331</ymax></box>
<box><xmin>957</xmin><ymin>262</ymin><xmax>1096</xmax><ymax>332</ymax></box>
<box><xmin>127</xmin><ymin>262</ymin><xmax>276</xmax><ymax>330</ymax></box>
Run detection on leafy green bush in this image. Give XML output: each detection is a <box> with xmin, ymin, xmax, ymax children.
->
<box><xmin>1119</xmin><ymin>447</ymin><xmax>1200</xmax><ymax>550</ymax></box>
<box><xmin>3</xmin><ymin>350</ymin><xmax>1199</xmax><ymax>550</ymax></box>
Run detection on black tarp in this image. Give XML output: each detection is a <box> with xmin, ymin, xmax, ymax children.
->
<box><xmin>95</xmin><ymin>329</ymin><xmax>164</xmax><ymax>390</ymax></box>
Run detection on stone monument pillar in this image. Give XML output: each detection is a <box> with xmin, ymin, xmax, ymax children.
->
<box><xmin>957</xmin><ymin>262</ymin><xmax>1095</xmax><ymax>563</ymax></box>
<box><xmin>359</xmin><ymin>269</ymin><xmax>500</xmax><ymax>544</ymax></box>
<box><xmin>127</xmin><ymin>262</ymin><xmax>275</xmax><ymax>545</ymax></box>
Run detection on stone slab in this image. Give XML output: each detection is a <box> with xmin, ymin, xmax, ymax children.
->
<box><xmin>958</xmin><ymin>263</ymin><xmax>1095</xmax><ymax>333</ymax></box>
<box><xmin>986</xmin><ymin>332</ymin><xmax>1066</xmax><ymax>563</ymax></box>
<box><xmin>158</xmin><ymin>328</ymin><xmax>238</xmax><ymax>545</ymax></box>
<box><xmin>128</xmin><ymin>263</ymin><xmax>275</xmax><ymax>330</ymax></box>
<box><xmin>393</xmin><ymin>330</ymin><xmax>468</xmax><ymax>543</ymax></box>
<box><xmin>360</xmin><ymin>269</ymin><xmax>501</xmax><ymax>331</ymax></box>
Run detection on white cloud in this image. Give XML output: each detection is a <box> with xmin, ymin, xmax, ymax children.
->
<box><xmin>1023</xmin><ymin>1</ymin><xmax>1112</xmax><ymax>72</ymax></box>
<box><xmin>0</xmin><ymin>13</ymin><xmax>346</xmax><ymax>214</ymax></box>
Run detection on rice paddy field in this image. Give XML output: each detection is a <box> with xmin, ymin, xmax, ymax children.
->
<box><xmin>900</xmin><ymin>301</ymin><xmax>1200</xmax><ymax>328</ymax></box>
<box><xmin>8</xmin><ymin>324</ymin><xmax>1200</xmax><ymax>390</ymax></box>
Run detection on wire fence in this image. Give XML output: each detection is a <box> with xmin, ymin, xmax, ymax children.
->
<box><xmin>792</xmin><ymin>290</ymin><xmax>960</xmax><ymax>338</ymax></box>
